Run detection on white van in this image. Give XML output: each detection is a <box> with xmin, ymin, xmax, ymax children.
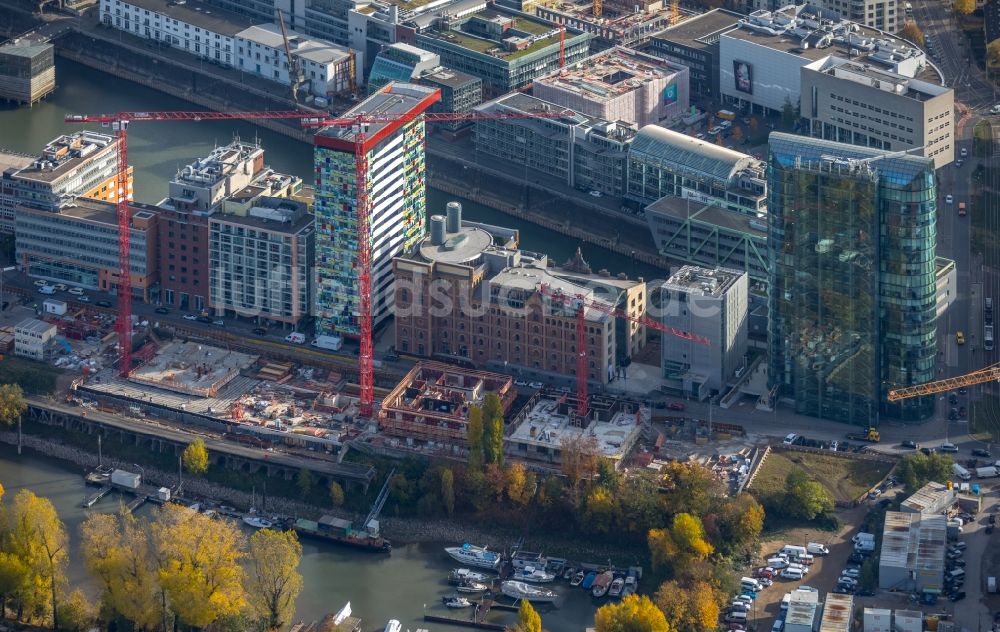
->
<box><xmin>953</xmin><ymin>463</ymin><xmax>972</xmax><ymax>481</ymax></box>
<box><xmin>781</xmin><ymin>545</ymin><xmax>808</xmax><ymax>558</ymax></box>
<box><xmin>740</xmin><ymin>577</ymin><xmax>762</xmax><ymax>592</ymax></box>
<box><xmin>725</xmin><ymin>611</ymin><xmax>748</xmax><ymax>624</ymax></box>
<box><xmin>780</xmin><ymin>568</ymin><xmax>804</xmax><ymax>580</ymax></box>
<box><xmin>806</xmin><ymin>543</ymin><xmax>829</xmax><ymax>555</ymax></box>
<box><xmin>767</xmin><ymin>557</ymin><xmax>789</xmax><ymax>569</ymax></box>
<box><xmin>787</xmin><ymin>563</ymin><xmax>809</xmax><ymax>575</ymax></box>
<box><xmin>38</xmin><ymin>285</ymin><xmax>55</xmax><ymax>295</ymax></box>
<box><xmin>285</xmin><ymin>332</ymin><xmax>306</xmax><ymax>344</ymax></box>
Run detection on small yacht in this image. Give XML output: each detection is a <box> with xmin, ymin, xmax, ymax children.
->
<box><xmin>608</xmin><ymin>577</ymin><xmax>625</xmax><ymax>598</ymax></box>
<box><xmin>448</xmin><ymin>568</ymin><xmax>491</xmax><ymax>584</ymax></box>
<box><xmin>622</xmin><ymin>575</ymin><xmax>637</xmax><ymax>596</ymax></box>
<box><xmin>455</xmin><ymin>581</ymin><xmax>489</xmax><ymax>594</ymax></box>
<box><xmin>444</xmin><ymin>543</ymin><xmax>501</xmax><ymax>570</ymax></box>
<box><xmin>242</xmin><ymin>510</ymin><xmax>273</xmax><ymax>529</ymax></box>
<box><xmin>383</xmin><ymin>620</ymin><xmax>401</xmax><ymax>632</ymax></box>
<box><xmin>513</xmin><ymin>565</ymin><xmax>556</xmax><ymax>583</ymax></box>
<box><xmin>442</xmin><ymin>595</ymin><xmax>473</xmax><ymax>608</ymax></box>
<box><xmin>501</xmin><ymin>581</ymin><xmax>558</xmax><ymax>603</ymax></box>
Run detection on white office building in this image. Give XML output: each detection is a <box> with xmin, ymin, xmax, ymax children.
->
<box><xmin>660</xmin><ymin>266</ymin><xmax>748</xmax><ymax>399</ymax></box>
<box><xmin>14</xmin><ymin>318</ymin><xmax>56</xmax><ymax>361</ymax></box>
<box><xmin>99</xmin><ymin>0</ymin><xmax>353</xmax><ymax>97</ymax></box>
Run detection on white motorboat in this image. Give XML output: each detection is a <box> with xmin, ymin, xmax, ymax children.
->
<box><xmin>570</xmin><ymin>571</ymin><xmax>586</xmax><ymax>587</ymax></box>
<box><xmin>442</xmin><ymin>595</ymin><xmax>473</xmax><ymax>608</ymax></box>
<box><xmin>501</xmin><ymin>581</ymin><xmax>558</xmax><ymax>603</ymax></box>
<box><xmin>383</xmin><ymin>620</ymin><xmax>401</xmax><ymax>632</ymax></box>
<box><xmin>591</xmin><ymin>571</ymin><xmax>613</xmax><ymax>598</ymax></box>
<box><xmin>513</xmin><ymin>565</ymin><xmax>556</xmax><ymax>583</ymax></box>
<box><xmin>242</xmin><ymin>511</ymin><xmax>273</xmax><ymax>529</ymax></box>
<box><xmin>622</xmin><ymin>576</ymin><xmax>637</xmax><ymax>596</ymax></box>
<box><xmin>456</xmin><ymin>581</ymin><xmax>490</xmax><ymax>594</ymax></box>
<box><xmin>444</xmin><ymin>543</ymin><xmax>501</xmax><ymax>570</ymax></box>
<box><xmin>449</xmin><ymin>568</ymin><xmax>491</xmax><ymax>584</ymax></box>
<box><xmin>608</xmin><ymin>577</ymin><xmax>625</xmax><ymax>598</ymax></box>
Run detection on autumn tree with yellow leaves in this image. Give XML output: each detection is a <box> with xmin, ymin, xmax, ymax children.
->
<box><xmin>246</xmin><ymin>529</ymin><xmax>304</xmax><ymax>631</ymax></box>
<box><xmin>182</xmin><ymin>438</ymin><xmax>209</xmax><ymax>475</ymax></box>
<box><xmin>595</xmin><ymin>595</ymin><xmax>671</xmax><ymax>632</ymax></box>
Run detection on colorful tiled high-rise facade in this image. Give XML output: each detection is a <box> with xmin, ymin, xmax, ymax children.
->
<box><xmin>313</xmin><ymin>83</ymin><xmax>440</xmax><ymax>338</ymax></box>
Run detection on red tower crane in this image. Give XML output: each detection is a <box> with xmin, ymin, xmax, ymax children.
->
<box><xmin>67</xmin><ymin>98</ymin><xmax>572</xmax><ymax>413</ymax></box>
<box><xmin>538</xmin><ymin>283</ymin><xmax>710</xmax><ymax>417</ymax></box>
<box><xmin>303</xmin><ymin>92</ymin><xmax>573</xmax><ymax>417</ymax></box>
<box><xmin>65</xmin><ymin>109</ymin><xmax>313</xmax><ymax>377</ymax></box>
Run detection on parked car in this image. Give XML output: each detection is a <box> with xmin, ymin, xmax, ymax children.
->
<box><xmin>940</xmin><ymin>443</ymin><xmax>959</xmax><ymax>453</ymax></box>
<box><xmin>183</xmin><ymin>314</ymin><xmax>198</xmax><ymax>321</ymax></box>
<box><xmin>783</xmin><ymin>433</ymin><xmax>799</xmax><ymax>445</ymax></box>
<box><xmin>154</xmin><ymin>307</ymin><xmax>169</xmax><ymax>314</ymax></box>
<box><xmin>950</xmin><ymin>591</ymin><xmax>966</xmax><ymax>602</ymax></box>
<box><xmin>33</xmin><ymin>280</ymin><xmax>47</xmax><ymax>287</ymax></box>
<box><xmin>68</xmin><ymin>287</ymin><xmax>84</xmax><ymax>296</ymax></box>
<box><xmin>252</xmin><ymin>327</ymin><xmax>267</xmax><ymax>335</ymax></box>
<box><xmin>528</xmin><ymin>381</ymin><xmax>544</xmax><ymax>389</ymax></box>
<box><xmin>77</xmin><ymin>296</ymin><xmax>90</xmax><ymax>303</ymax></box>
<box><xmin>841</xmin><ymin>568</ymin><xmax>861</xmax><ymax>579</ymax></box>
<box><xmin>901</xmin><ymin>440</ymin><xmax>919</xmax><ymax>449</ymax></box>
<box><xmin>196</xmin><ymin>315</ymin><xmax>212</xmax><ymax>323</ymax></box>
<box><xmin>667</xmin><ymin>402</ymin><xmax>686</xmax><ymax>411</ymax></box>
<box><xmin>951</xmin><ymin>542</ymin><xmax>967</xmax><ymax>552</ymax></box>
<box><xmin>96</xmin><ymin>300</ymin><xmax>112</xmax><ymax>308</ymax></box>
<box><xmin>920</xmin><ymin>447</ymin><xmax>936</xmax><ymax>455</ymax></box>
<box><xmin>53</xmin><ymin>283</ymin><xmax>67</xmax><ymax>292</ymax></box>
<box><xmin>514</xmin><ymin>379</ymin><xmax>528</xmax><ymax>387</ymax></box>
<box><xmin>212</xmin><ymin>319</ymin><xmax>225</xmax><ymax>326</ymax></box>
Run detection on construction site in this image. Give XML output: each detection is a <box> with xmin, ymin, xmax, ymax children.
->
<box><xmin>533</xmin><ymin>0</ymin><xmax>685</xmax><ymax>49</ymax></box>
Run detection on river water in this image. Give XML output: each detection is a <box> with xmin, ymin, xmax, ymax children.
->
<box><xmin>0</xmin><ymin>58</ymin><xmax>634</xmax><ymax>631</ymax></box>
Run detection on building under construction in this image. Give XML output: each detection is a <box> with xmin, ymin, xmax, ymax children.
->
<box><xmin>128</xmin><ymin>341</ymin><xmax>258</xmax><ymax>398</ymax></box>
<box><xmin>378</xmin><ymin>362</ymin><xmax>516</xmax><ymax>448</ymax></box>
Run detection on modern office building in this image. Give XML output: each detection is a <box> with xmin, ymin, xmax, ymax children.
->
<box><xmin>3</xmin><ymin>131</ymin><xmax>130</xmax><ymax>216</ymax></box>
<box><xmin>99</xmin><ymin>0</ymin><xmax>354</xmax><ymax>98</ymax></box>
<box><xmin>879</xmin><ymin>511</ymin><xmax>946</xmax><ymax>592</ymax></box>
<box><xmin>644</xmin><ymin>196</ymin><xmax>768</xmax><ymax>289</ymax></box>
<box><xmin>157</xmin><ymin>141</ymin><xmax>301</xmax><ymax>312</ymax></box>
<box><xmin>533</xmin><ymin>3</ymin><xmax>673</xmax><ymax>50</ymax></box>
<box><xmin>644</xmin><ymin>9</ymin><xmax>743</xmax><ymax>100</ymax></box>
<box><xmin>0</xmin><ymin>149</ymin><xmax>37</xmax><ymax>233</ymax></box>
<box><xmin>719</xmin><ymin>6</ymin><xmax>932</xmax><ymax>116</ymax></box>
<box><xmin>801</xmin><ymin>56</ymin><xmax>954</xmax><ymax>168</ymax></box>
<box><xmin>474</xmin><ymin>92</ymin><xmax>635</xmax><ymax>197</ymax></box>
<box><xmin>627</xmin><ymin>126</ymin><xmax>767</xmax><ymax>214</ymax></box>
<box><xmin>0</xmin><ymin>39</ymin><xmax>55</xmax><ymax>106</ymax></box>
<box><xmin>815</xmin><ymin>0</ymin><xmax>899</xmax><ymax>33</ymax></box>
<box><xmin>412</xmin><ymin>4</ymin><xmax>591</xmax><ymax>95</ymax></box>
<box><xmin>767</xmin><ymin>133</ymin><xmax>938</xmax><ymax>423</ymax></box>
<box><xmin>419</xmin><ymin>66</ymin><xmax>482</xmax><ymax>132</ymax></box>
<box><xmin>659</xmin><ymin>266</ymin><xmax>748</xmax><ymax>399</ymax></box>
<box><xmin>393</xmin><ymin>203</ymin><xmax>646</xmax><ymax>385</ymax></box>
<box><xmin>15</xmin><ymin>199</ymin><xmax>160</xmax><ymax>300</ymax></box>
<box><xmin>313</xmin><ymin>83</ymin><xmax>438</xmax><ymax>338</ymax></box>
<box><xmin>367</xmin><ymin>43</ymin><xmax>442</xmax><ymax>93</ymax></box>
<box><xmin>532</xmin><ymin>47</ymin><xmax>689</xmax><ymax>128</ymax></box>
<box><xmin>208</xmin><ymin>197</ymin><xmax>314</xmax><ymax>327</ymax></box>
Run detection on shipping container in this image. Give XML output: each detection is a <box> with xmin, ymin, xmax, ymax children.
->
<box><xmin>43</xmin><ymin>299</ymin><xmax>66</xmax><ymax>316</ymax></box>
<box><xmin>111</xmin><ymin>469</ymin><xmax>141</xmax><ymax>489</ymax></box>
<box><xmin>862</xmin><ymin>607</ymin><xmax>891</xmax><ymax>632</ymax></box>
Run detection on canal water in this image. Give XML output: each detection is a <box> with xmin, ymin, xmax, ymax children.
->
<box><xmin>0</xmin><ymin>58</ymin><xmax>637</xmax><ymax>631</ymax></box>
<box><xmin>0</xmin><ymin>445</ymin><xmax>599</xmax><ymax>631</ymax></box>
<box><xmin>0</xmin><ymin>59</ymin><xmax>664</xmax><ymax>282</ymax></box>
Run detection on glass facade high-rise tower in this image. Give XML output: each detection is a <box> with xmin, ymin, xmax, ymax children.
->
<box><xmin>767</xmin><ymin>133</ymin><xmax>937</xmax><ymax>423</ymax></box>
<box><xmin>313</xmin><ymin>83</ymin><xmax>439</xmax><ymax>338</ymax></box>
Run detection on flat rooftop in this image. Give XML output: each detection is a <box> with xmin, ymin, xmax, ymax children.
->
<box><xmin>418</xmin><ymin>6</ymin><xmax>568</xmax><ymax>60</ymax></box>
<box><xmin>645</xmin><ymin>196</ymin><xmax>768</xmax><ymax>236</ymax></box>
<box><xmin>212</xmin><ymin>199</ymin><xmax>313</xmax><ymax>234</ymax></box>
<box><xmin>818</xmin><ymin>593</ymin><xmax>853</xmax><ymax>632</ymax></box>
<box><xmin>880</xmin><ymin>511</ymin><xmax>946</xmax><ymax>573</ymax></box>
<box><xmin>420</xmin><ymin>66</ymin><xmax>480</xmax><ymax>88</ymax></box>
<box><xmin>901</xmin><ymin>481</ymin><xmax>954</xmax><ymax>513</ymax></box>
<box><xmin>663</xmin><ymin>265</ymin><xmax>744</xmax><ymax>297</ymax></box>
<box><xmin>315</xmin><ymin>83</ymin><xmax>439</xmax><ymax>146</ymax></box>
<box><xmin>508</xmin><ymin>396</ymin><xmax>643</xmax><ymax>461</ymax></box>
<box><xmin>651</xmin><ymin>8</ymin><xmax>743</xmax><ymax>47</ymax></box>
<box><xmin>808</xmin><ymin>56</ymin><xmax>950</xmax><ymax>101</ymax></box>
<box><xmin>129</xmin><ymin>341</ymin><xmax>259</xmax><ymax>398</ymax></box>
<box><xmin>0</xmin><ymin>38</ymin><xmax>52</xmax><ymax>59</ymax></box>
<box><xmin>42</xmin><ymin>198</ymin><xmax>160</xmax><ymax>228</ymax></box>
<box><xmin>535</xmin><ymin>47</ymin><xmax>682</xmax><ymax>101</ymax></box>
<box><xmin>785</xmin><ymin>591</ymin><xmax>819</xmax><ymax>628</ymax></box>
<box><xmin>16</xmin><ymin>318</ymin><xmax>55</xmax><ymax>335</ymax></box>
<box><xmin>419</xmin><ymin>221</ymin><xmax>494</xmax><ymax>264</ymax></box>
<box><xmin>236</xmin><ymin>24</ymin><xmax>350</xmax><ymax>65</ymax></box>
<box><xmin>121</xmin><ymin>0</ymin><xmax>255</xmax><ymax>37</ymax></box>
<box><xmin>0</xmin><ymin>149</ymin><xmax>35</xmax><ymax>173</ymax></box>
<box><xmin>14</xmin><ymin>131</ymin><xmax>115</xmax><ymax>184</ymax></box>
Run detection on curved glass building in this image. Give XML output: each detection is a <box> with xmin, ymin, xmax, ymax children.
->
<box><xmin>767</xmin><ymin>133</ymin><xmax>937</xmax><ymax>423</ymax></box>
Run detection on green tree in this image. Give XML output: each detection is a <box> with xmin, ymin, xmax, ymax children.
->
<box><xmin>859</xmin><ymin>557</ymin><xmax>878</xmax><ymax>592</ymax></box>
<box><xmin>647</xmin><ymin>528</ymin><xmax>677</xmax><ymax>571</ymax></box>
<box><xmin>594</xmin><ymin>594</ymin><xmax>671</xmax><ymax>632</ymax></box>
<box><xmin>515</xmin><ymin>599</ymin><xmax>542</xmax><ymax>632</ymax></box>
<box><xmin>246</xmin><ymin>529</ymin><xmax>303</xmax><ymax>631</ymax></box>
<box><xmin>505</xmin><ymin>462</ymin><xmax>533</xmax><ymax>506</ymax></box>
<box><xmin>182</xmin><ymin>438</ymin><xmax>209</xmax><ymax>475</ymax></box>
<box><xmin>954</xmin><ymin>0</ymin><xmax>974</xmax><ymax>15</ymax></box>
<box><xmin>328</xmin><ymin>481</ymin><xmax>345</xmax><ymax>507</ymax></box>
<box><xmin>297</xmin><ymin>468</ymin><xmax>313</xmax><ymax>499</ymax></box>
<box><xmin>58</xmin><ymin>589</ymin><xmax>95</xmax><ymax>632</ymax></box>
<box><xmin>670</xmin><ymin>513</ymin><xmax>714</xmax><ymax>567</ymax></box>
<box><xmin>466</xmin><ymin>405</ymin><xmax>484</xmax><ymax>470</ymax></box>
<box><xmin>0</xmin><ymin>384</ymin><xmax>26</xmax><ymax>426</ymax></box>
<box><xmin>898</xmin><ymin>452</ymin><xmax>954</xmax><ymax>491</ymax></box>
<box><xmin>900</xmin><ymin>21</ymin><xmax>924</xmax><ymax>46</ymax></box>
<box><xmin>482</xmin><ymin>393</ymin><xmax>505</xmax><ymax>465</ymax></box>
<box><xmin>781</xmin><ymin>97</ymin><xmax>798</xmax><ymax>127</ymax></box>
<box><xmin>584</xmin><ymin>486</ymin><xmax>616</xmax><ymax>534</ymax></box>
<box><xmin>783</xmin><ymin>470</ymin><xmax>834</xmax><ymax>520</ymax></box>
<box><xmin>659</xmin><ymin>461</ymin><xmax>721</xmax><ymax>516</ymax></box>
<box><xmin>440</xmin><ymin>468</ymin><xmax>455</xmax><ymax>517</ymax></box>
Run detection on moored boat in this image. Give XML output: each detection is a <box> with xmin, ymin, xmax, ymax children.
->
<box><xmin>608</xmin><ymin>577</ymin><xmax>625</xmax><ymax>597</ymax></box>
<box><xmin>242</xmin><ymin>510</ymin><xmax>273</xmax><ymax>529</ymax></box>
<box><xmin>580</xmin><ymin>571</ymin><xmax>597</xmax><ymax>589</ymax></box>
<box><xmin>570</xmin><ymin>571</ymin><xmax>586</xmax><ymax>587</ymax></box>
<box><xmin>501</xmin><ymin>581</ymin><xmax>558</xmax><ymax>603</ymax></box>
<box><xmin>384</xmin><ymin>620</ymin><xmax>401</xmax><ymax>632</ymax></box>
<box><xmin>513</xmin><ymin>565</ymin><xmax>556</xmax><ymax>583</ymax></box>
<box><xmin>562</xmin><ymin>567</ymin><xmax>576</xmax><ymax>581</ymax></box>
<box><xmin>591</xmin><ymin>571</ymin><xmax>613</xmax><ymax>597</ymax></box>
<box><xmin>444</xmin><ymin>543</ymin><xmax>501</xmax><ymax>570</ymax></box>
<box><xmin>448</xmin><ymin>568</ymin><xmax>491</xmax><ymax>584</ymax></box>
<box><xmin>291</xmin><ymin>516</ymin><xmax>391</xmax><ymax>552</ymax></box>
<box><xmin>442</xmin><ymin>595</ymin><xmax>473</xmax><ymax>608</ymax></box>
<box><xmin>622</xmin><ymin>575</ymin><xmax>637</xmax><ymax>596</ymax></box>
<box><xmin>456</xmin><ymin>581</ymin><xmax>490</xmax><ymax>593</ymax></box>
